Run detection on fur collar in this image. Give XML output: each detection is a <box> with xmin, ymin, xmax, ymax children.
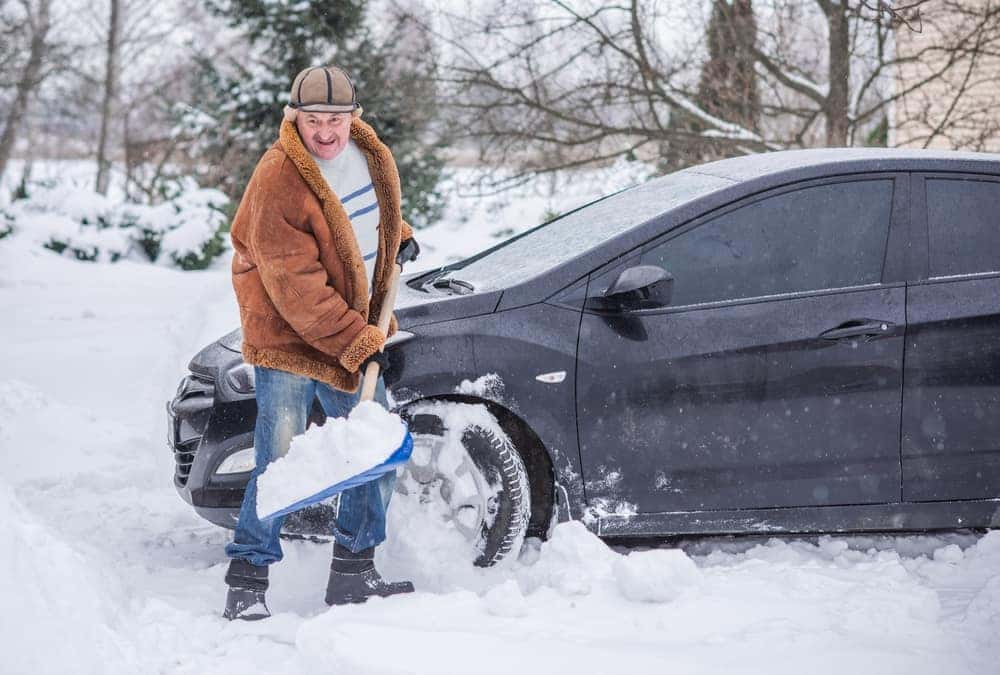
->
<box><xmin>277</xmin><ymin>118</ymin><xmax>404</xmax><ymax>317</ymax></box>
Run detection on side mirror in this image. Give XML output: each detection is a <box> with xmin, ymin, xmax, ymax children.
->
<box><xmin>593</xmin><ymin>265</ymin><xmax>674</xmax><ymax>310</ymax></box>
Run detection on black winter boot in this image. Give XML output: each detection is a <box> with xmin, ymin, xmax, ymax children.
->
<box><xmin>325</xmin><ymin>543</ymin><xmax>414</xmax><ymax>606</ymax></box>
<box><xmin>223</xmin><ymin>558</ymin><xmax>271</xmax><ymax>621</ymax></box>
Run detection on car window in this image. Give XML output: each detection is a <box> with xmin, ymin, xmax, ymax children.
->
<box><xmin>438</xmin><ymin>171</ymin><xmax>731</xmax><ymax>292</ymax></box>
<box><xmin>640</xmin><ymin>179</ymin><xmax>893</xmax><ymax>307</ymax></box>
<box><xmin>927</xmin><ymin>177</ymin><xmax>1000</xmax><ymax>277</ymax></box>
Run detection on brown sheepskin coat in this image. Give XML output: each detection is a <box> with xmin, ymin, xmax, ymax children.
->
<box><xmin>230</xmin><ymin>118</ymin><xmax>413</xmax><ymax>392</ymax></box>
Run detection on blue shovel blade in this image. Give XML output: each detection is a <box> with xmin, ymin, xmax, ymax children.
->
<box><xmin>260</xmin><ymin>428</ymin><xmax>414</xmax><ymax>521</ymax></box>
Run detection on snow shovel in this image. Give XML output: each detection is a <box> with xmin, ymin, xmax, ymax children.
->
<box><xmin>255</xmin><ymin>261</ymin><xmax>413</xmax><ymax>521</ymax></box>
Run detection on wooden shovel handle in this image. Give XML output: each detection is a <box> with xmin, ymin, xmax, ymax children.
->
<box><xmin>360</xmin><ymin>262</ymin><xmax>403</xmax><ymax>402</ymax></box>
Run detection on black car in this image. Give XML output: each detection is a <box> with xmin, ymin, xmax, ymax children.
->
<box><xmin>168</xmin><ymin>148</ymin><xmax>1000</xmax><ymax>566</ymax></box>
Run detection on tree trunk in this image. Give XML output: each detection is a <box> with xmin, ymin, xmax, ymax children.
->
<box><xmin>0</xmin><ymin>0</ymin><xmax>51</xmax><ymax>187</ymax></box>
<box><xmin>15</xmin><ymin>123</ymin><xmax>36</xmax><ymax>200</ymax></box>
<box><xmin>824</xmin><ymin>1</ymin><xmax>850</xmax><ymax>146</ymax></box>
<box><xmin>95</xmin><ymin>0</ymin><xmax>122</xmax><ymax>195</ymax></box>
<box><xmin>123</xmin><ymin>109</ymin><xmax>135</xmax><ymax>201</ymax></box>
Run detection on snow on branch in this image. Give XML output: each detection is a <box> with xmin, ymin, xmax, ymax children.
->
<box><xmin>670</xmin><ymin>94</ymin><xmax>765</xmax><ymax>144</ymax></box>
<box><xmin>752</xmin><ymin>51</ymin><xmax>829</xmax><ymax>103</ymax></box>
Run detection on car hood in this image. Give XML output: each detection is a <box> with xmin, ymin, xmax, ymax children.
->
<box><xmin>394</xmin><ymin>277</ymin><xmax>502</xmax><ymax>327</ymax></box>
<box><xmin>210</xmin><ymin>273</ymin><xmax>502</xmax><ymax>363</ymax></box>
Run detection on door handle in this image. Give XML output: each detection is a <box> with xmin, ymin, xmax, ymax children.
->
<box><xmin>820</xmin><ymin>319</ymin><xmax>895</xmax><ymax>341</ymax></box>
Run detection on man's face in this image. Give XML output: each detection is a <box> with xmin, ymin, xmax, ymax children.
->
<box><xmin>296</xmin><ymin>111</ymin><xmax>352</xmax><ymax>160</ymax></box>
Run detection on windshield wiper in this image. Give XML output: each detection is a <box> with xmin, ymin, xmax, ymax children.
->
<box><xmin>431</xmin><ymin>277</ymin><xmax>475</xmax><ymax>295</ymax></box>
<box><xmin>408</xmin><ymin>263</ymin><xmax>464</xmax><ymax>291</ymax></box>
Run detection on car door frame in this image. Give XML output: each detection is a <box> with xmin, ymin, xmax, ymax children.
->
<box><xmin>575</xmin><ymin>171</ymin><xmax>918</xmax><ymax>538</ymax></box>
<box><xmin>902</xmin><ymin>170</ymin><xmax>1000</xmax><ymax>502</ymax></box>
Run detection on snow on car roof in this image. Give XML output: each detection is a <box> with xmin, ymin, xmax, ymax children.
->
<box><xmin>683</xmin><ymin>147</ymin><xmax>1000</xmax><ymax>183</ymax></box>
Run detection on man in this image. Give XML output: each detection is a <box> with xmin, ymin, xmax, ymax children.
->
<box><xmin>223</xmin><ymin>65</ymin><xmax>420</xmax><ymax>620</ymax></box>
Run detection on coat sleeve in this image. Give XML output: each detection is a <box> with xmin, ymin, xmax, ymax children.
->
<box><xmin>246</xmin><ymin>177</ymin><xmax>383</xmax><ymax>370</ymax></box>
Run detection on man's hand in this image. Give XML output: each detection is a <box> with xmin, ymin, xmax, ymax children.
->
<box><xmin>361</xmin><ymin>349</ymin><xmax>390</xmax><ymax>376</ymax></box>
<box><xmin>396</xmin><ymin>237</ymin><xmax>420</xmax><ymax>266</ymax></box>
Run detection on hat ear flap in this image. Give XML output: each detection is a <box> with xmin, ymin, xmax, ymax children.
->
<box><xmin>351</xmin><ymin>105</ymin><xmax>364</xmax><ymax>119</ymax></box>
<box><xmin>283</xmin><ymin>105</ymin><xmax>298</xmax><ymax>122</ymax></box>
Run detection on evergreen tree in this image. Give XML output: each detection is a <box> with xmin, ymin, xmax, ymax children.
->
<box><xmin>194</xmin><ymin>0</ymin><xmax>446</xmax><ymax>228</ymax></box>
<box><xmin>662</xmin><ymin>0</ymin><xmax>759</xmax><ymax>171</ymax></box>
<box><xmin>697</xmin><ymin>0</ymin><xmax>759</xmax><ymax>133</ymax></box>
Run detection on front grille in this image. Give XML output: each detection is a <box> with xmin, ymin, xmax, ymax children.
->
<box><xmin>173</xmin><ymin>438</ymin><xmax>200</xmax><ymax>485</ymax></box>
<box><xmin>168</xmin><ymin>374</ymin><xmax>216</xmax><ymax>487</ymax></box>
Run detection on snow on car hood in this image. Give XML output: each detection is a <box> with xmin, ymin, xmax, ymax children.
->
<box><xmin>394</xmin><ymin>276</ymin><xmax>502</xmax><ymax>327</ymax></box>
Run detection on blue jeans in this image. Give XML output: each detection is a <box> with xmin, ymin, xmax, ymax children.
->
<box><xmin>225</xmin><ymin>366</ymin><xmax>397</xmax><ymax>566</ymax></box>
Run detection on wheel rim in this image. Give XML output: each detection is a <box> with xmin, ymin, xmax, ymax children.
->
<box><xmin>397</xmin><ymin>433</ymin><xmax>493</xmax><ymax>544</ymax></box>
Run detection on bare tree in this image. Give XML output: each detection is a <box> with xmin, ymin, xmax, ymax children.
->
<box><xmin>94</xmin><ymin>0</ymin><xmax>121</xmax><ymax>195</ymax></box>
<box><xmin>423</xmin><ymin>0</ymin><xmax>1000</xmax><ymax>184</ymax></box>
<box><xmin>0</xmin><ymin>0</ymin><xmax>52</xmax><ymax>184</ymax></box>
<box><xmin>66</xmin><ymin>0</ymin><xmax>210</xmax><ymax>199</ymax></box>
<box><xmin>754</xmin><ymin>0</ymin><xmax>1000</xmax><ymax>147</ymax></box>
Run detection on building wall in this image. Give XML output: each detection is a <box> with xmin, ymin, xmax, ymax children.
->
<box><xmin>893</xmin><ymin>2</ymin><xmax>1000</xmax><ymax>151</ymax></box>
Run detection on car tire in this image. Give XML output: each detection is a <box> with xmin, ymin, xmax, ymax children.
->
<box><xmin>401</xmin><ymin>406</ymin><xmax>531</xmax><ymax>567</ymax></box>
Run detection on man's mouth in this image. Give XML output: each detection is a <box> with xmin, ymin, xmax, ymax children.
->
<box><xmin>316</xmin><ymin>137</ymin><xmax>338</xmax><ymax>147</ymax></box>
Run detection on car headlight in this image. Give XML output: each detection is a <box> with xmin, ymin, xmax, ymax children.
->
<box><xmin>216</xmin><ymin>448</ymin><xmax>256</xmax><ymax>475</ymax></box>
<box><xmin>224</xmin><ymin>363</ymin><xmax>255</xmax><ymax>394</ymax></box>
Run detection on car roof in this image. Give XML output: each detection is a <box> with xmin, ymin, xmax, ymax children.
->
<box><xmin>496</xmin><ymin>147</ymin><xmax>1000</xmax><ymax>311</ymax></box>
<box><xmin>677</xmin><ymin>147</ymin><xmax>1000</xmax><ymax>184</ymax></box>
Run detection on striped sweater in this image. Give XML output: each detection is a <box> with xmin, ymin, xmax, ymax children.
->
<box><xmin>314</xmin><ymin>140</ymin><xmax>380</xmax><ymax>292</ymax></box>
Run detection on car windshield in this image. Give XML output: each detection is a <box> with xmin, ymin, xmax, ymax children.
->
<box><xmin>437</xmin><ymin>171</ymin><xmax>730</xmax><ymax>292</ymax></box>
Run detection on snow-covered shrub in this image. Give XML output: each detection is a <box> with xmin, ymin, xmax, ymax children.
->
<box><xmin>1</xmin><ymin>178</ymin><xmax>229</xmax><ymax>268</ymax></box>
<box><xmin>5</xmin><ymin>183</ymin><xmax>132</xmax><ymax>262</ymax></box>
<box><xmin>40</xmin><ymin>214</ymin><xmax>132</xmax><ymax>262</ymax></box>
<box><xmin>152</xmin><ymin>187</ymin><xmax>230</xmax><ymax>270</ymax></box>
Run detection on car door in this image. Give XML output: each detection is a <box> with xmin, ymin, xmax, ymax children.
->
<box><xmin>902</xmin><ymin>173</ymin><xmax>1000</xmax><ymax>501</ymax></box>
<box><xmin>576</xmin><ymin>175</ymin><xmax>908</xmax><ymax>515</ymax></box>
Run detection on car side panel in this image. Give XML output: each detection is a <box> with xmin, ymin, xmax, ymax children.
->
<box><xmin>904</xmin><ymin>278</ymin><xmax>1000</xmax><ymax>500</ymax></box>
<box><xmin>578</xmin><ymin>285</ymin><xmax>906</xmax><ymax>513</ymax></box>
<box><xmin>469</xmin><ymin>303</ymin><xmax>586</xmax><ymax>520</ymax></box>
<box><xmin>390</xmin><ymin>303</ymin><xmax>587</xmax><ymax>521</ymax></box>
<box><xmin>384</xmin><ymin>320</ymin><xmax>479</xmax><ymax>404</ymax></box>
<box><xmin>902</xmin><ymin>173</ymin><xmax>1000</xmax><ymax>502</ymax></box>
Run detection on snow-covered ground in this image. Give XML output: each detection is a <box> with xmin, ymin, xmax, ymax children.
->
<box><xmin>2</xmin><ymin>165</ymin><xmax>1000</xmax><ymax>674</ymax></box>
